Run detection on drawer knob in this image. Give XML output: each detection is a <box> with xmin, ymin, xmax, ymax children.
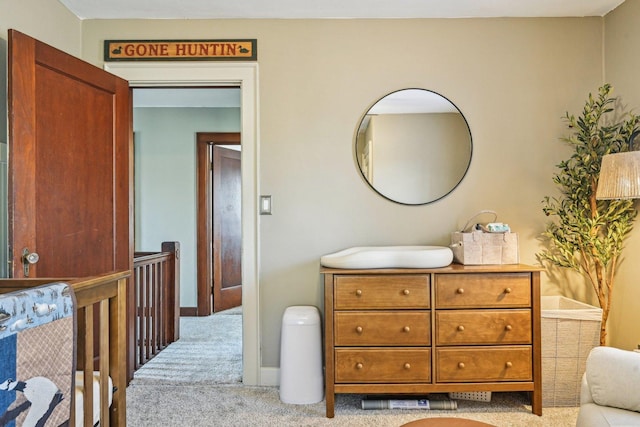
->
<box><xmin>505</xmin><ymin>361</ymin><xmax>513</xmax><ymax>368</ymax></box>
<box><xmin>404</xmin><ymin>363</ymin><xmax>411</xmax><ymax>370</ymax></box>
<box><xmin>456</xmin><ymin>288</ymin><xmax>465</xmax><ymax>294</ymax></box>
<box><xmin>356</xmin><ymin>363</ymin><xmax>364</xmax><ymax>370</ymax></box>
<box><xmin>458</xmin><ymin>362</ymin><xmax>465</xmax><ymax>369</ymax></box>
<box><xmin>356</xmin><ymin>326</ymin><xmax>363</xmax><ymax>334</ymax></box>
<box><xmin>355</xmin><ymin>289</ymin><xmax>363</xmax><ymax>296</ymax></box>
<box><xmin>402</xmin><ymin>289</ymin><xmax>410</xmax><ymax>295</ymax></box>
<box><xmin>403</xmin><ymin>326</ymin><xmax>411</xmax><ymax>333</ymax></box>
<box><xmin>504</xmin><ymin>287</ymin><xmax>512</xmax><ymax>294</ymax></box>
<box><xmin>505</xmin><ymin>324</ymin><xmax>513</xmax><ymax>331</ymax></box>
<box><xmin>457</xmin><ymin>325</ymin><xmax>465</xmax><ymax>332</ymax></box>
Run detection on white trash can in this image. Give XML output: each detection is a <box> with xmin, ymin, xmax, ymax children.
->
<box><xmin>279</xmin><ymin>305</ymin><xmax>324</xmax><ymax>404</ymax></box>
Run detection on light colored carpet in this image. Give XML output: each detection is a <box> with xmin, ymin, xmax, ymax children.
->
<box><xmin>127</xmin><ymin>386</ymin><xmax>579</xmax><ymax>426</ymax></box>
<box><xmin>127</xmin><ymin>309</ymin><xmax>579</xmax><ymax>426</ymax></box>
<box><xmin>132</xmin><ymin>310</ymin><xmax>242</xmax><ymax>384</ymax></box>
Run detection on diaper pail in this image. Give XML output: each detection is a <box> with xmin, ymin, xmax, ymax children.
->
<box><xmin>279</xmin><ymin>305</ymin><xmax>324</xmax><ymax>404</ymax></box>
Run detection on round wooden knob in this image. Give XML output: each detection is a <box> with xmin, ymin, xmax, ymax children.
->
<box><xmin>505</xmin><ymin>361</ymin><xmax>513</xmax><ymax>368</ymax></box>
<box><xmin>505</xmin><ymin>325</ymin><xmax>513</xmax><ymax>331</ymax></box>
<box><xmin>402</xmin><ymin>289</ymin><xmax>410</xmax><ymax>295</ymax></box>
<box><xmin>355</xmin><ymin>289</ymin><xmax>363</xmax><ymax>296</ymax></box>
<box><xmin>356</xmin><ymin>326</ymin><xmax>363</xmax><ymax>334</ymax></box>
<box><xmin>458</xmin><ymin>362</ymin><xmax>465</xmax><ymax>369</ymax></box>
<box><xmin>457</xmin><ymin>325</ymin><xmax>465</xmax><ymax>332</ymax></box>
<box><xmin>456</xmin><ymin>288</ymin><xmax>465</xmax><ymax>294</ymax></box>
<box><xmin>404</xmin><ymin>363</ymin><xmax>411</xmax><ymax>370</ymax></box>
<box><xmin>403</xmin><ymin>326</ymin><xmax>411</xmax><ymax>333</ymax></box>
<box><xmin>356</xmin><ymin>363</ymin><xmax>363</xmax><ymax>370</ymax></box>
<box><xmin>504</xmin><ymin>287</ymin><xmax>512</xmax><ymax>294</ymax></box>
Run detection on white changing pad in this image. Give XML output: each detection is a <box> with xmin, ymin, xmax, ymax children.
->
<box><xmin>75</xmin><ymin>371</ymin><xmax>113</xmax><ymax>427</ymax></box>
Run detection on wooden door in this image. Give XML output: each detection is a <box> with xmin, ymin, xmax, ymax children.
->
<box><xmin>7</xmin><ymin>29</ymin><xmax>132</xmax><ymax>278</ymax></box>
<box><xmin>196</xmin><ymin>132</ymin><xmax>241</xmax><ymax>315</ymax></box>
<box><xmin>212</xmin><ymin>145</ymin><xmax>242</xmax><ymax>312</ymax></box>
<box><xmin>7</xmin><ymin>30</ymin><xmax>134</xmax><ymax>384</ymax></box>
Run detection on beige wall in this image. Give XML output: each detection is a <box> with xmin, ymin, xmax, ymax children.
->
<box><xmin>605</xmin><ymin>0</ymin><xmax>640</xmax><ymax>352</ymax></box>
<box><xmin>6</xmin><ymin>2</ymin><xmax>637</xmax><ymax>367</ymax></box>
<box><xmin>81</xmin><ymin>18</ymin><xmax>607</xmax><ymax>366</ymax></box>
<box><xmin>0</xmin><ymin>0</ymin><xmax>82</xmax><ymax>56</ymax></box>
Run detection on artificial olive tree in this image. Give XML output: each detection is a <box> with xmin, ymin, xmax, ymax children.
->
<box><xmin>539</xmin><ymin>84</ymin><xmax>640</xmax><ymax>345</ymax></box>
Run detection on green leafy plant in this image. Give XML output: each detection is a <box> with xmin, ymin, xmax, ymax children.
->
<box><xmin>539</xmin><ymin>84</ymin><xmax>640</xmax><ymax>345</ymax></box>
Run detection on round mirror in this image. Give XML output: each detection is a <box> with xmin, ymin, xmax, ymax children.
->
<box><xmin>355</xmin><ymin>88</ymin><xmax>472</xmax><ymax>205</ymax></box>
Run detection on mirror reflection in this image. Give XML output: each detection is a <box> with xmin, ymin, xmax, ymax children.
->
<box><xmin>355</xmin><ymin>89</ymin><xmax>472</xmax><ymax>205</ymax></box>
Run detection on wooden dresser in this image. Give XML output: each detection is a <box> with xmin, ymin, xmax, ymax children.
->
<box><xmin>321</xmin><ymin>264</ymin><xmax>542</xmax><ymax>418</ymax></box>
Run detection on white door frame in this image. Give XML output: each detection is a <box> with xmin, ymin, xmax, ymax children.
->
<box><xmin>105</xmin><ymin>62</ymin><xmax>261</xmax><ymax>385</ymax></box>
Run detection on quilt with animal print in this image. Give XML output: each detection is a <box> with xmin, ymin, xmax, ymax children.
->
<box><xmin>0</xmin><ymin>283</ymin><xmax>75</xmax><ymax>427</ymax></box>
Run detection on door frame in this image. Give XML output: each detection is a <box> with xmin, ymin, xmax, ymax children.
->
<box><xmin>196</xmin><ymin>132</ymin><xmax>241</xmax><ymax>315</ymax></box>
<box><xmin>105</xmin><ymin>62</ymin><xmax>260</xmax><ymax>386</ymax></box>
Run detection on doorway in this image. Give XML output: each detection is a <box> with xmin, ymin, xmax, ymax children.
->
<box><xmin>108</xmin><ymin>61</ymin><xmax>260</xmax><ymax>385</ymax></box>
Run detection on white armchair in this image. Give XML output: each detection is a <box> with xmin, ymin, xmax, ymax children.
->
<box><xmin>576</xmin><ymin>346</ymin><xmax>640</xmax><ymax>427</ymax></box>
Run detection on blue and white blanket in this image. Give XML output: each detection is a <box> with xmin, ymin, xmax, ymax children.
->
<box><xmin>0</xmin><ymin>283</ymin><xmax>75</xmax><ymax>427</ymax></box>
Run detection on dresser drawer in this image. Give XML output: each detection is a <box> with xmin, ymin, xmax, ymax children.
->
<box><xmin>436</xmin><ymin>309</ymin><xmax>531</xmax><ymax>345</ymax></box>
<box><xmin>435</xmin><ymin>273</ymin><xmax>530</xmax><ymax>308</ymax></box>
<box><xmin>335</xmin><ymin>275</ymin><xmax>430</xmax><ymax>309</ymax></box>
<box><xmin>335</xmin><ymin>311</ymin><xmax>430</xmax><ymax>346</ymax></box>
<box><xmin>335</xmin><ymin>348</ymin><xmax>431</xmax><ymax>383</ymax></box>
<box><xmin>436</xmin><ymin>346</ymin><xmax>532</xmax><ymax>382</ymax></box>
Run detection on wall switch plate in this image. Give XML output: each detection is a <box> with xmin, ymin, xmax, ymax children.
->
<box><xmin>259</xmin><ymin>195</ymin><xmax>272</xmax><ymax>215</ymax></box>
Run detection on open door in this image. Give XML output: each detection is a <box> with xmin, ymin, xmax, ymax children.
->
<box><xmin>7</xmin><ymin>29</ymin><xmax>132</xmax><ymax>278</ymax></box>
<box><xmin>212</xmin><ymin>145</ymin><xmax>242</xmax><ymax>312</ymax></box>
<box><xmin>7</xmin><ymin>30</ymin><xmax>133</xmax><ymax>386</ymax></box>
<box><xmin>196</xmin><ymin>132</ymin><xmax>241</xmax><ymax>315</ymax></box>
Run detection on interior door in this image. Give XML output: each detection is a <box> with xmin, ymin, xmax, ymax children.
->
<box><xmin>197</xmin><ymin>132</ymin><xmax>242</xmax><ymax>315</ymax></box>
<box><xmin>7</xmin><ymin>29</ymin><xmax>132</xmax><ymax>278</ymax></box>
<box><xmin>212</xmin><ymin>145</ymin><xmax>242</xmax><ymax>312</ymax></box>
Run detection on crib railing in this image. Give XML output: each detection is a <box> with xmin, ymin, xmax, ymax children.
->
<box><xmin>73</xmin><ymin>271</ymin><xmax>128</xmax><ymax>426</ymax></box>
<box><xmin>133</xmin><ymin>241</ymin><xmax>180</xmax><ymax>371</ymax></box>
<box><xmin>0</xmin><ymin>270</ymin><xmax>130</xmax><ymax>427</ymax></box>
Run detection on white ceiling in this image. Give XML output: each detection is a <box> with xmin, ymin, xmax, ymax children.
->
<box><xmin>60</xmin><ymin>0</ymin><xmax>625</xmax><ymax>20</ymax></box>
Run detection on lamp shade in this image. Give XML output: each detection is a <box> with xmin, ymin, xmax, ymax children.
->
<box><xmin>596</xmin><ymin>151</ymin><xmax>640</xmax><ymax>200</ymax></box>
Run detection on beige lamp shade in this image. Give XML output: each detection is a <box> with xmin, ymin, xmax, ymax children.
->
<box><xmin>596</xmin><ymin>151</ymin><xmax>640</xmax><ymax>200</ymax></box>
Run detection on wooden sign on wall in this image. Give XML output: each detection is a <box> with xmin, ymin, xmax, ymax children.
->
<box><xmin>104</xmin><ymin>39</ymin><xmax>257</xmax><ymax>61</ymax></box>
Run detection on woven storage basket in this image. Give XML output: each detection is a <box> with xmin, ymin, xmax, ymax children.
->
<box><xmin>541</xmin><ymin>296</ymin><xmax>601</xmax><ymax>407</ymax></box>
<box><xmin>450</xmin><ymin>210</ymin><xmax>519</xmax><ymax>265</ymax></box>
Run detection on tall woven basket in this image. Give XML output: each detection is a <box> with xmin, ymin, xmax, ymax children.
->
<box><xmin>541</xmin><ymin>296</ymin><xmax>602</xmax><ymax>407</ymax></box>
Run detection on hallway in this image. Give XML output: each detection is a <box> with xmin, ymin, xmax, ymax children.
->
<box><xmin>132</xmin><ymin>307</ymin><xmax>242</xmax><ymax>384</ymax></box>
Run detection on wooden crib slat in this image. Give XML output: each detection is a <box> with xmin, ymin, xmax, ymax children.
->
<box><xmin>100</xmin><ymin>298</ymin><xmax>110</xmax><ymax>427</ymax></box>
<box><xmin>109</xmin><ymin>276</ymin><xmax>128</xmax><ymax>426</ymax></box>
<box><xmin>83</xmin><ymin>305</ymin><xmax>94</xmax><ymax>427</ymax></box>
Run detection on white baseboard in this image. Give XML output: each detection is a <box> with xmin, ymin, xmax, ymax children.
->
<box><xmin>260</xmin><ymin>367</ymin><xmax>280</xmax><ymax>386</ymax></box>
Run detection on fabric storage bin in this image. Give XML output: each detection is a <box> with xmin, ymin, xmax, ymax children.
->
<box><xmin>450</xmin><ymin>230</ymin><xmax>519</xmax><ymax>265</ymax></box>
<box><xmin>450</xmin><ymin>210</ymin><xmax>519</xmax><ymax>265</ymax></box>
<box><xmin>541</xmin><ymin>296</ymin><xmax>602</xmax><ymax>407</ymax></box>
